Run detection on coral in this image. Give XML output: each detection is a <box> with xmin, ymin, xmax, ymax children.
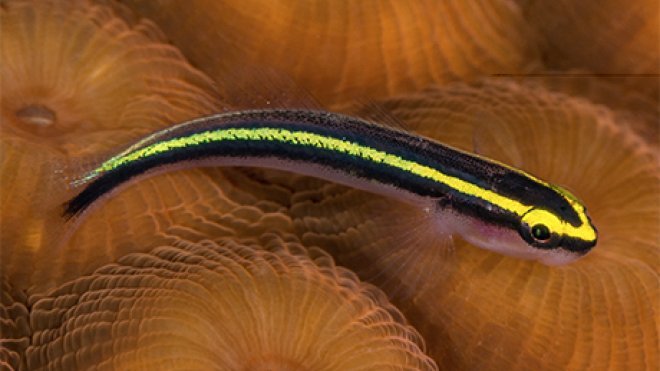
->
<box><xmin>27</xmin><ymin>235</ymin><xmax>437</xmax><ymax>370</ymax></box>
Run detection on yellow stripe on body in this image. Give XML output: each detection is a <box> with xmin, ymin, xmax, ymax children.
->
<box><xmin>93</xmin><ymin>127</ymin><xmax>595</xmax><ymax>242</ymax></box>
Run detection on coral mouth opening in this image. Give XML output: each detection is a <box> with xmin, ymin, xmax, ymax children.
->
<box><xmin>15</xmin><ymin>104</ymin><xmax>57</xmax><ymax>128</ymax></box>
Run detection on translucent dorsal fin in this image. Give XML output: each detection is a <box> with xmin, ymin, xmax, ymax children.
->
<box><xmin>218</xmin><ymin>66</ymin><xmax>324</xmax><ymax>111</ymax></box>
<box><xmin>472</xmin><ymin>109</ymin><xmax>525</xmax><ymax>168</ymax></box>
<box><xmin>343</xmin><ymin>99</ymin><xmax>413</xmax><ymax>132</ymax></box>
<box><xmin>354</xmin><ymin>99</ymin><xmax>413</xmax><ymax>131</ymax></box>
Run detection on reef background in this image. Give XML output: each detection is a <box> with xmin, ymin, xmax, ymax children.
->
<box><xmin>1</xmin><ymin>0</ymin><xmax>658</xmax><ymax>370</ymax></box>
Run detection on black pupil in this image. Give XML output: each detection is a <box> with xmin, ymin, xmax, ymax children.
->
<box><xmin>532</xmin><ymin>224</ymin><xmax>551</xmax><ymax>240</ymax></box>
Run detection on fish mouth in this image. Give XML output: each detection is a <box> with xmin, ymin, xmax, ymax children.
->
<box><xmin>559</xmin><ymin>234</ymin><xmax>597</xmax><ymax>254</ymax></box>
<box><xmin>538</xmin><ymin>250</ymin><xmax>586</xmax><ymax>266</ymax></box>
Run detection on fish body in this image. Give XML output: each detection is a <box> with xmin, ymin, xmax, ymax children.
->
<box><xmin>65</xmin><ymin>109</ymin><xmax>597</xmax><ymax>265</ymax></box>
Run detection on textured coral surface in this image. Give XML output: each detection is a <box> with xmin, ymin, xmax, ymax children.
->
<box><xmin>1</xmin><ymin>0</ymin><xmax>658</xmax><ymax>370</ymax></box>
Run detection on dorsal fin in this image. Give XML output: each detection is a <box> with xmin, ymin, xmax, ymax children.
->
<box><xmin>471</xmin><ymin>109</ymin><xmax>525</xmax><ymax>168</ymax></box>
<box><xmin>336</xmin><ymin>98</ymin><xmax>414</xmax><ymax>133</ymax></box>
<box><xmin>218</xmin><ymin>66</ymin><xmax>324</xmax><ymax>111</ymax></box>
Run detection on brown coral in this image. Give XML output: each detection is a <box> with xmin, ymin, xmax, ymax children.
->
<box><xmin>35</xmin><ymin>167</ymin><xmax>296</xmax><ymax>294</ymax></box>
<box><xmin>520</xmin><ymin>0</ymin><xmax>659</xmax><ymax>78</ymax></box>
<box><xmin>0</xmin><ymin>279</ymin><xmax>30</xmax><ymax>370</ymax></box>
<box><xmin>0</xmin><ymin>0</ymin><xmax>226</xmax><ymax>290</ymax></box>
<box><xmin>119</xmin><ymin>0</ymin><xmax>540</xmax><ymax>105</ymax></box>
<box><xmin>519</xmin><ymin>0</ymin><xmax>660</xmax><ymax>116</ymax></box>
<box><xmin>27</xmin><ymin>235</ymin><xmax>437</xmax><ymax>370</ymax></box>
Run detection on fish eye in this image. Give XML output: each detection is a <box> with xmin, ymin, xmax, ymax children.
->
<box><xmin>531</xmin><ymin>224</ymin><xmax>551</xmax><ymax>242</ymax></box>
<box><xmin>520</xmin><ymin>208</ymin><xmax>563</xmax><ymax>249</ymax></box>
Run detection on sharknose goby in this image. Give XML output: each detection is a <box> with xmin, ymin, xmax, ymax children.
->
<box><xmin>63</xmin><ymin>109</ymin><xmax>597</xmax><ymax>265</ymax></box>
